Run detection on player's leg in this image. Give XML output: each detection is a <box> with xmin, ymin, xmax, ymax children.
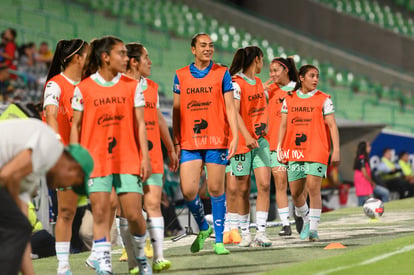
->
<box><xmin>55</xmin><ymin>189</ymin><xmax>78</xmax><ymax>274</ymax></box>
<box><xmin>88</xmin><ymin>176</ymin><xmax>113</xmax><ymax>274</ymax></box>
<box><xmin>117</xmin><ymin>174</ymin><xmax>151</xmax><ymax>274</ymax></box>
<box><xmin>205</xmin><ymin>151</ymin><xmax>229</xmax><ymax>255</ymax></box>
<box><xmin>144</xmin><ymin>174</ymin><xmax>171</xmax><ymax>272</ymax></box>
<box><xmin>288</xmin><ymin>162</ymin><xmax>308</xmax><ymax>239</ymax></box>
<box><xmin>224</xmin><ymin>169</ymin><xmax>241</xmax><ymax>244</ymax></box>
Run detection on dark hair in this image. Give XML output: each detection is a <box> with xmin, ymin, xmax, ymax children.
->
<box><xmin>82</xmin><ymin>36</ymin><xmax>123</xmax><ymax>79</ymax></box>
<box><xmin>191</xmin><ymin>32</ymin><xmax>209</xmax><ymax>47</ymax></box>
<box><xmin>398</xmin><ymin>151</ymin><xmax>409</xmax><ymax>159</ymax></box>
<box><xmin>126</xmin><ymin>42</ymin><xmax>144</xmax><ymax>70</ymax></box>
<box><xmin>229</xmin><ymin>46</ymin><xmax>263</xmax><ymax>76</ymax></box>
<box><xmin>6</xmin><ymin>28</ymin><xmax>17</xmax><ymax>40</ymax></box>
<box><xmin>293</xmin><ymin>64</ymin><xmax>319</xmax><ymax>91</ymax></box>
<box><xmin>271</xmin><ymin>57</ymin><xmax>298</xmax><ymax>83</ymax></box>
<box><xmin>353</xmin><ymin>141</ymin><xmax>369</xmax><ymax>170</ymax></box>
<box><xmin>45</xmin><ymin>39</ymin><xmax>88</xmax><ymax>82</ymax></box>
<box><xmin>382</xmin><ymin>147</ymin><xmax>391</xmax><ymax>156</ymax></box>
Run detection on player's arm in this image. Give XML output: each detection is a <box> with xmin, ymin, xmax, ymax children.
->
<box><xmin>223</xmin><ymin>92</ymin><xmax>239</xmax><ymax>159</ymax></box>
<box><xmin>43</xmin><ymin>81</ymin><xmax>62</xmax><ymax>138</ymax></box>
<box><xmin>0</xmin><ymin>149</ymin><xmax>33</xmax><ymax>206</ymax></box>
<box><xmin>158</xmin><ymin>108</ymin><xmax>178</xmax><ymax>172</ymax></box>
<box><xmin>235</xmin><ymin>99</ymin><xmax>258</xmax><ymax>150</ymax></box>
<box><xmin>70</xmin><ymin>87</ymin><xmax>84</xmax><ymax>144</ymax></box>
<box><xmin>135</xmin><ymin>106</ymin><xmax>151</xmax><ymax>182</ymax></box>
<box><xmin>277</xmin><ymin>112</ymin><xmax>288</xmax><ymax>163</ymax></box>
<box><xmin>325</xmin><ymin>113</ymin><xmax>340</xmax><ymax>166</ymax></box>
<box><xmin>172</xmin><ymin>74</ymin><xmax>181</xmax><ymax>159</ymax></box>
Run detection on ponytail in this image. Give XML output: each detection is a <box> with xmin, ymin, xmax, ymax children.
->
<box><xmin>82</xmin><ymin>36</ymin><xmax>123</xmax><ymax>79</ymax></box>
<box><xmin>229</xmin><ymin>46</ymin><xmax>263</xmax><ymax>76</ymax></box>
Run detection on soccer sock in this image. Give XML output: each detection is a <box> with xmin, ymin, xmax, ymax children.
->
<box><xmin>255</xmin><ymin>211</ymin><xmax>268</xmax><ymax>233</ymax></box>
<box><xmin>94</xmin><ymin>238</ymin><xmax>112</xmax><ymax>273</ymax></box>
<box><xmin>131</xmin><ymin>233</ymin><xmax>146</xmax><ymax>259</ymax></box>
<box><xmin>148</xmin><ymin>216</ymin><xmax>165</xmax><ymax>260</ymax></box>
<box><xmin>56</xmin><ymin>242</ymin><xmax>70</xmax><ymax>269</ymax></box>
<box><xmin>119</xmin><ymin>217</ymin><xmax>137</xmax><ymax>268</ymax></box>
<box><xmin>185</xmin><ymin>195</ymin><xmax>209</xmax><ymax>231</ymax></box>
<box><xmin>115</xmin><ymin>216</ymin><xmax>124</xmax><ymax>248</ymax></box>
<box><xmin>239</xmin><ymin>213</ymin><xmax>250</xmax><ymax>234</ymax></box>
<box><xmin>223</xmin><ymin>212</ymin><xmax>230</xmax><ymax>232</ymax></box>
<box><xmin>211</xmin><ymin>193</ymin><xmax>226</xmax><ymax>243</ymax></box>
<box><xmin>296</xmin><ymin>203</ymin><xmax>310</xmax><ymax>223</ymax></box>
<box><xmin>278</xmin><ymin>207</ymin><xmax>290</xmax><ymax>226</ymax></box>
<box><xmin>309</xmin><ymin>208</ymin><xmax>322</xmax><ymax>232</ymax></box>
<box><xmin>227</xmin><ymin>212</ymin><xmax>239</xmax><ymax>230</ymax></box>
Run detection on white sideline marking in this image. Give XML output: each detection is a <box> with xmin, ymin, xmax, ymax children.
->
<box><xmin>317</xmin><ymin>244</ymin><xmax>414</xmax><ymax>275</ymax></box>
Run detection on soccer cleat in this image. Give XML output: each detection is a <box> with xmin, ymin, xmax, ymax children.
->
<box><xmin>145</xmin><ymin>237</ymin><xmax>153</xmax><ymax>258</ymax></box>
<box><xmin>136</xmin><ymin>256</ymin><xmax>152</xmax><ymax>275</ymax></box>
<box><xmin>230</xmin><ymin>229</ymin><xmax>241</xmax><ymax>244</ymax></box>
<box><xmin>278</xmin><ymin>225</ymin><xmax>292</xmax><ymax>236</ymax></box>
<box><xmin>190</xmin><ymin>225</ymin><xmax>213</xmax><ymax>253</ymax></box>
<box><xmin>309</xmin><ymin>230</ymin><xmax>320</xmax><ymax>242</ymax></box>
<box><xmin>294</xmin><ymin>212</ymin><xmax>303</xmax><ymax>234</ymax></box>
<box><xmin>57</xmin><ymin>265</ymin><xmax>72</xmax><ymax>275</ymax></box>
<box><xmin>213</xmin><ymin>243</ymin><xmax>230</xmax><ymax>255</ymax></box>
<box><xmin>129</xmin><ymin>267</ymin><xmax>139</xmax><ymax>274</ymax></box>
<box><xmin>223</xmin><ymin>231</ymin><xmax>231</xmax><ymax>244</ymax></box>
<box><xmin>253</xmin><ymin>232</ymin><xmax>272</xmax><ymax>247</ymax></box>
<box><xmin>300</xmin><ymin>222</ymin><xmax>310</xmax><ymax>240</ymax></box>
<box><xmin>85</xmin><ymin>256</ymin><xmax>99</xmax><ymax>271</ymax></box>
<box><xmin>238</xmin><ymin>232</ymin><xmax>252</xmax><ymax>247</ymax></box>
<box><xmin>119</xmin><ymin>248</ymin><xmax>128</xmax><ymax>262</ymax></box>
<box><xmin>152</xmin><ymin>258</ymin><xmax>172</xmax><ymax>272</ymax></box>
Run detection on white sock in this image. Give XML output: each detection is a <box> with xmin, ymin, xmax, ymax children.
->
<box><xmin>56</xmin><ymin>242</ymin><xmax>70</xmax><ymax>269</ymax></box>
<box><xmin>255</xmin><ymin>211</ymin><xmax>268</xmax><ymax>233</ymax></box>
<box><xmin>115</xmin><ymin>216</ymin><xmax>124</xmax><ymax>248</ymax></box>
<box><xmin>309</xmin><ymin>208</ymin><xmax>322</xmax><ymax>232</ymax></box>
<box><xmin>227</xmin><ymin>212</ymin><xmax>239</xmax><ymax>230</ymax></box>
<box><xmin>94</xmin><ymin>241</ymin><xmax>112</xmax><ymax>272</ymax></box>
<box><xmin>148</xmin><ymin>216</ymin><xmax>164</xmax><ymax>261</ymax></box>
<box><xmin>278</xmin><ymin>207</ymin><xmax>290</xmax><ymax>226</ymax></box>
<box><xmin>296</xmin><ymin>203</ymin><xmax>309</xmax><ymax>223</ymax></box>
<box><xmin>223</xmin><ymin>213</ymin><xmax>230</xmax><ymax>232</ymax></box>
<box><xmin>131</xmin><ymin>233</ymin><xmax>146</xmax><ymax>259</ymax></box>
<box><xmin>239</xmin><ymin>213</ymin><xmax>250</xmax><ymax>234</ymax></box>
<box><xmin>119</xmin><ymin>217</ymin><xmax>137</xmax><ymax>268</ymax></box>
<box><xmin>89</xmin><ymin>242</ymin><xmax>96</xmax><ymax>260</ymax></box>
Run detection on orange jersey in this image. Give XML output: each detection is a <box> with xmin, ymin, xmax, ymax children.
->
<box><xmin>143</xmin><ymin>78</ymin><xmax>164</xmax><ymax>174</ymax></box>
<box><xmin>267</xmin><ymin>83</ymin><xmax>288</xmax><ymax>151</ymax></box>
<box><xmin>176</xmin><ymin>63</ymin><xmax>230</xmax><ymax>150</ymax></box>
<box><xmin>283</xmin><ymin>90</ymin><xmax>331</xmax><ymax>164</ymax></box>
<box><xmin>233</xmin><ymin>75</ymin><xmax>268</xmax><ymax>154</ymax></box>
<box><xmin>77</xmin><ymin>75</ymin><xmax>141</xmax><ymax>177</ymax></box>
<box><xmin>42</xmin><ymin>74</ymin><xmax>75</xmax><ymax>145</ymax></box>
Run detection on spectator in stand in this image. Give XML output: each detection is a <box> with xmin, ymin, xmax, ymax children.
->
<box><xmin>398</xmin><ymin>151</ymin><xmax>414</xmax><ymax>184</ymax></box>
<box><xmin>37</xmin><ymin>41</ymin><xmax>53</xmax><ymax>68</ymax></box>
<box><xmin>0</xmin><ymin>32</ymin><xmax>7</xmax><ymax>64</ymax></box>
<box><xmin>17</xmin><ymin>42</ymin><xmax>38</xmax><ymax>86</ymax></box>
<box><xmin>377</xmin><ymin>148</ymin><xmax>413</xmax><ymax>199</ymax></box>
<box><xmin>0</xmin><ymin>28</ymin><xmax>17</xmax><ymax>78</ymax></box>
<box><xmin>353</xmin><ymin>141</ymin><xmax>389</xmax><ymax>206</ymax></box>
<box><xmin>0</xmin><ymin>64</ymin><xmax>14</xmax><ymax>103</ymax></box>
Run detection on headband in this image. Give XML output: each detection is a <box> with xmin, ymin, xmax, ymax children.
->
<box><xmin>63</xmin><ymin>41</ymin><xmax>85</xmax><ymax>63</ymax></box>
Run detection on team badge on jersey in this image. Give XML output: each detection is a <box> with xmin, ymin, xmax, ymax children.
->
<box><xmin>236</xmin><ymin>162</ymin><xmax>243</xmax><ymax>172</ymax></box>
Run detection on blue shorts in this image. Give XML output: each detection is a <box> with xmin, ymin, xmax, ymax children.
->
<box><xmin>180</xmin><ymin>149</ymin><xmax>228</xmax><ymax>165</ymax></box>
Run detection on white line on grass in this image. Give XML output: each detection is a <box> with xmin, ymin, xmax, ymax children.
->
<box><xmin>316</xmin><ymin>244</ymin><xmax>414</xmax><ymax>275</ymax></box>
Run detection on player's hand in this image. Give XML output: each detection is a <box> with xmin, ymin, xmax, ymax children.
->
<box><xmin>246</xmin><ymin>136</ymin><xmax>259</xmax><ymax>150</ymax></box>
<box><xmin>174</xmin><ymin>144</ymin><xmax>181</xmax><ymax>161</ymax></box>
<box><xmin>263</xmin><ymin>78</ymin><xmax>273</xmax><ymax>91</ymax></box>
<box><xmin>168</xmin><ymin>149</ymin><xmax>179</xmax><ymax>172</ymax></box>
<box><xmin>227</xmin><ymin>137</ymin><xmax>238</xmax><ymax>160</ymax></box>
<box><xmin>330</xmin><ymin>149</ymin><xmax>340</xmax><ymax>166</ymax></box>
<box><xmin>140</xmin><ymin>157</ymin><xmax>152</xmax><ymax>182</ymax></box>
<box><xmin>277</xmin><ymin>146</ymin><xmax>287</xmax><ymax>164</ymax></box>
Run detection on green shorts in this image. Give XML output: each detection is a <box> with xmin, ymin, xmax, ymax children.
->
<box><xmin>287</xmin><ymin>161</ymin><xmax>327</xmax><ymax>182</ymax></box>
<box><xmin>270</xmin><ymin>150</ymin><xmax>287</xmax><ymax>168</ymax></box>
<box><xmin>87</xmin><ymin>174</ymin><xmax>143</xmax><ymax>195</ymax></box>
<box><xmin>225</xmin><ymin>164</ymin><xmax>231</xmax><ymax>174</ymax></box>
<box><xmin>230</xmin><ymin>137</ymin><xmax>271</xmax><ymax>176</ymax></box>
<box><xmin>143</xmin><ymin>173</ymin><xmax>163</xmax><ymax>187</ymax></box>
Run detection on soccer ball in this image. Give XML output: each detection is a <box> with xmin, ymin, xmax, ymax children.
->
<box><xmin>363</xmin><ymin>198</ymin><xmax>384</xmax><ymax>219</ymax></box>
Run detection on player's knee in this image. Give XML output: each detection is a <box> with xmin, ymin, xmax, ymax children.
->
<box><xmin>58</xmin><ymin>206</ymin><xmax>76</xmax><ymax>221</ymax></box>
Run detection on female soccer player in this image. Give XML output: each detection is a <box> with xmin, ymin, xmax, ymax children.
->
<box><xmin>228</xmin><ymin>46</ymin><xmax>271</xmax><ymax>247</ymax></box>
<box><xmin>70</xmin><ymin>36</ymin><xmax>152</xmax><ymax>274</ymax></box>
<box><xmin>173</xmin><ymin>33</ymin><xmax>238</xmax><ymax>255</ymax></box>
<box><xmin>121</xmin><ymin>42</ymin><xmax>178</xmax><ymax>272</ymax></box>
<box><xmin>41</xmin><ymin>38</ymin><xmax>89</xmax><ymax>275</ymax></box>
<box><xmin>266</xmin><ymin>57</ymin><xmax>298</xmax><ymax>236</ymax></box>
<box><xmin>278</xmin><ymin>64</ymin><xmax>340</xmax><ymax>242</ymax></box>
